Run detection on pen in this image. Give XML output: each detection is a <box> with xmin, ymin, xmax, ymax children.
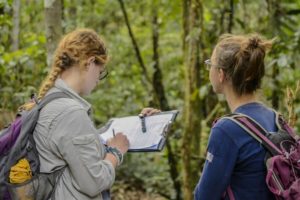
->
<box><xmin>112</xmin><ymin>129</ymin><xmax>116</xmax><ymax>137</ymax></box>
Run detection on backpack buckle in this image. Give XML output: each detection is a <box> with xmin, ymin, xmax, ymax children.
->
<box><xmin>26</xmin><ymin>144</ymin><xmax>33</xmax><ymax>152</ymax></box>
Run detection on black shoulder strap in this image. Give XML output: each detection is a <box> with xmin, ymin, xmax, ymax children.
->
<box><xmin>222</xmin><ymin>114</ymin><xmax>282</xmax><ymax>155</ymax></box>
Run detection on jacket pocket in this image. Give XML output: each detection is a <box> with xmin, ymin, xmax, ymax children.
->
<box><xmin>72</xmin><ymin>134</ymin><xmax>102</xmax><ymax>165</ymax></box>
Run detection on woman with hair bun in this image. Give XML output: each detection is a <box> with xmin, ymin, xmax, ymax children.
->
<box><xmin>194</xmin><ymin>34</ymin><xmax>275</xmax><ymax>200</ymax></box>
<box><xmin>20</xmin><ymin>28</ymin><xmax>159</xmax><ymax>200</ymax></box>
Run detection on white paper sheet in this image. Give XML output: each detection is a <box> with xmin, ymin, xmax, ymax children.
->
<box><xmin>100</xmin><ymin>111</ymin><xmax>177</xmax><ymax>150</ymax></box>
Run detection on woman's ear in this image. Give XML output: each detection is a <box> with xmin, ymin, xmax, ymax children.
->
<box><xmin>85</xmin><ymin>57</ymin><xmax>95</xmax><ymax>70</ymax></box>
<box><xmin>218</xmin><ymin>68</ymin><xmax>225</xmax><ymax>83</ymax></box>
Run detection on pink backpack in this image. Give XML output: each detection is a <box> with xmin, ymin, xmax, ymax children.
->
<box><xmin>223</xmin><ymin>113</ymin><xmax>300</xmax><ymax>200</ymax></box>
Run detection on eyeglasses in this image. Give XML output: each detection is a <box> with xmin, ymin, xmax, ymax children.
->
<box><xmin>99</xmin><ymin>68</ymin><xmax>109</xmax><ymax>80</ymax></box>
<box><xmin>204</xmin><ymin>59</ymin><xmax>213</xmax><ymax>70</ymax></box>
<box><xmin>204</xmin><ymin>59</ymin><xmax>220</xmax><ymax>70</ymax></box>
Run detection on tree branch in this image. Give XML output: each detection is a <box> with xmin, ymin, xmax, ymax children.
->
<box><xmin>117</xmin><ymin>0</ymin><xmax>152</xmax><ymax>86</ymax></box>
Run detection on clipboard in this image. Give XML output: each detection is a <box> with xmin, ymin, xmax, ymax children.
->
<box><xmin>99</xmin><ymin>110</ymin><xmax>179</xmax><ymax>152</ymax></box>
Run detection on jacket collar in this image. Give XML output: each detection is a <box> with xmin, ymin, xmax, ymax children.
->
<box><xmin>48</xmin><ymin>78</ymin><xmax>92</xmax><ymax>113</ymax></box>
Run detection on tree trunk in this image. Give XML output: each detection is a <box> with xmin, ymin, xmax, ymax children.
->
<box><xmin>228</xmin><ymin>0</ymin><xmax>234</xmax><ymax>33</ymax></box>
<box><xmin>151</xmin><ymin>4</ymin><xmax>182</xmax><ymax>199</ymax></box>
<box><xmin>11</xmin><ymin>0</ymin><xmax>20</xmax><ymax>51</ymax></box>
<box><xmin>44</xmin><ymin>0</ymin><xmax>63</xmax><ymax>67</ymax></box>
<box><xmin>182</xmin><ymin>0</ymin><xmax>203</xmax><ymax>199</ymax></box>
<box><xmin>266</xmin><ymin>0</ymin><xmax>281</xmax><ymax>109</ymax></box>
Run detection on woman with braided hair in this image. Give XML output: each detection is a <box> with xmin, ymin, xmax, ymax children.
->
<box><xmin>194</xmin><ymin>34</ymin><xmax>275</xmax><ymax>200</ymax></box>
<box><xmin>20</xmin><ymin>28</ymin><xmax>159</xmax><ymax>200</ymax></box>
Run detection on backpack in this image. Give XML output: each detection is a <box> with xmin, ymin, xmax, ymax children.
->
<box><xmin>0</xmin><ymin>92</ymin><xmax>70</xmax><ymax>200</ymax></box>
<box><xmin>222</xmin><ymin>112</ymin><xmax>300</xmax><ymax>200</ymax></box>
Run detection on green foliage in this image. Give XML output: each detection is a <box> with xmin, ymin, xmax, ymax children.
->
<box><xmin>116</xmin><ymin>152</ymin><xmax>175</xmax><ymax>199</ymax></box>
<box><xmin>0</xmin><ymin>0</ymin><xmax>46</xmax><ymax>111</ymax></box>
<box><xmin>0</xmin><ymin>0</ymin><xmax>12</xmax><ymax>51</ymax></box>
<box><xmin>0</xmin><ymin>42</ymin><xmax>47</xmax><ymax>110</ymax></box>
<box><xmin>1</xmin><ymin>0</ymin><xmax>300</xmax><ymax>199</ymax></box>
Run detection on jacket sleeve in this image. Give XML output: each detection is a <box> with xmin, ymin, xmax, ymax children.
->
<box><xmin>194</xmin><ymin>126</ymin><xmax>239</xmax><ymax>200</ymax></box>
<box><xmin>50</xmin><ymin>107</ymin><xmax>115</xmax><ymax>197</ymax></box>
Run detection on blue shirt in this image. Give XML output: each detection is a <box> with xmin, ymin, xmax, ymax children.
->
<box><xmin>194</xmin><ymin>102</ymin><xmax>276</xmax><ymax>200</ymax></box>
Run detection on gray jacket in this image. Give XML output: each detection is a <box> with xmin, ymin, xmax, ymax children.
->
<box><xmin>33</xmin><ymin>79</ymin><xmax>115</xmax><ymax>200</ymax></box>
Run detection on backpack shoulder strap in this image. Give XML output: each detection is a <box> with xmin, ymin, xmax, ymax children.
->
<box><xmin>222</xmin><ymin>113</ymin><xmax>282</xmax><ymax>155</ymax></box>
<box><xmin>2</xmin><ymin>92</ymin><xmax>71</xmax><ymax>178</ymax></box>
<box><xmin>37</xmin><ymin>92</ymin><xmax>71</xmax><ymax>110</ymax></box>
<box><xmin>273</xmin><ymin>111</ymin><xmax>299</xmax><ymax>140</ymax></box>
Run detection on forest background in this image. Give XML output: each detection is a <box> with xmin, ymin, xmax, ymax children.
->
<box><xmin>1</xmin><ymin>0</ymin><xmax>300</xmax><ymax>199</ymax></box>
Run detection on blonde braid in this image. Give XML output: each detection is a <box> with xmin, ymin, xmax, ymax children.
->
<box><xmin>19</xmin><ymin>65</ymin><xmax>62</xmax><ymax>111</ymax></box>
<box><xmin>38</xmin><ymin>66</ymin><xmax>62</xmax><ymax>100</ymax></box>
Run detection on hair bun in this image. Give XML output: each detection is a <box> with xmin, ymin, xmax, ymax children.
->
<box><xmin>248</xmin><ymin>36</ymin><xmax>261</xmax><ymax>49</ymax></box>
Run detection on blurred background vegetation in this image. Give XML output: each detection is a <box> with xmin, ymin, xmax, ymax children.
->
<box><xmin>0</xmin><ymin>0</ymin><xmax>300</xmax><ymax>199</ymax></box>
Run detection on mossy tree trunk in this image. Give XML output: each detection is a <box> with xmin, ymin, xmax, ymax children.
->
<box><xmin>182</xmin><ymin>0</ymin><xmax>204</xmax><ymax>199</ymax></box>
<box><xmin>44</xmin><ymin>0</ymin><xmax>63</xmax><ymax>67</ymax></box>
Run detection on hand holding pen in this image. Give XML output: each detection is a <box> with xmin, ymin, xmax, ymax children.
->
<box><xmin>107</xmin><ymin>129</ymin><xmax>129</xmax><ymax>154</ymax></box>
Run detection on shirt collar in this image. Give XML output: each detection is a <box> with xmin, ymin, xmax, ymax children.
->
<box><xmin>50</xmin><ymin>78</ymin><xmax>92</xmax><ymax>113</ymax></box>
